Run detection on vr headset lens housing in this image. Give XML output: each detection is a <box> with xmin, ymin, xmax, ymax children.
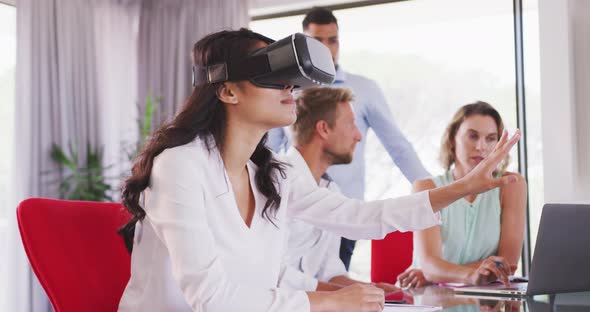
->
<box><xmin>192</xmin><ymin>33</ymin><xmax>336</xmax><ymax>89</ymax></box>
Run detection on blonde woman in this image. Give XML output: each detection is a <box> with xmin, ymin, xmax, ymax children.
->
<box><xmin>398</xmin><ymin>102</ymin><xmax>527</xmax><ymax>288</ymax></box>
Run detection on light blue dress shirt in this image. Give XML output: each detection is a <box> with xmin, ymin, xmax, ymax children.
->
<box><xmin>267</xmin><ymin>67</ymin><xmax>430</xmax><ymax>200</ymax></box>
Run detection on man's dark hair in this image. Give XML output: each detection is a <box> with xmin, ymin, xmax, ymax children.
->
<box><xmin>302</xmin><ymin>7</ymin><xmax>338</xmax><ymax>30</ymax></box>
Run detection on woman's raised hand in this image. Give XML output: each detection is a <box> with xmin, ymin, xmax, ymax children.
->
<box><xmin>462</xmin><ymin>129</ymin><xmax>521</xmax><ymax>194</ymax></box>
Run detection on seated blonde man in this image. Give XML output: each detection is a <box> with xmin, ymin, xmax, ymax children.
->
<box><xmin>284</xmin><ymin>87</ymin><xmax>398</xmax><ymax>292</ymax></box>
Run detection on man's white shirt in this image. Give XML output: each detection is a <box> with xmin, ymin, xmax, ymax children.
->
<box><xmin>284</xmin><ymin>147</ymin><xmax>348</xmax><ymax>290</ymax></box>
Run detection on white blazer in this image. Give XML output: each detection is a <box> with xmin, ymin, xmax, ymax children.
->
<box><xmin>118</xmin><ymin>136</ymin><xmax>440</xmax><ymax>312</ymax></box>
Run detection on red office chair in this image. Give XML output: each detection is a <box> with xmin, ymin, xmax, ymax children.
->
<box><xmin>371</xmin><ymin>231</ymin><xmax>413</xmax><ymax>284</ymax></box>
<box><xmin>16</xmin><ymin>198</ymin><xmax>131</xmax><ymax>312</ymax></box>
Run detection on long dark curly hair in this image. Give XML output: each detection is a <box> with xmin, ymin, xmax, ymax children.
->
<box><xmin>118</xmin><ymin>28</ymin><xmax>287</xmax><ymax>252</ymax></box>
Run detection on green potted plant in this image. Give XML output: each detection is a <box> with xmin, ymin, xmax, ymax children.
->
<box><xmin>49</xmin><ymin>92</ymin><xmax>161</xmax><ymax>202</ymax></box>
<box><xmin>125</xmin><ymin>92</ymin><xmax>161</xmax><ymax>161</ymax></box>
<box><xmin>49</xmin><ymin>142</ymin><xmax>113</xmax><ymax>201</ymax></box>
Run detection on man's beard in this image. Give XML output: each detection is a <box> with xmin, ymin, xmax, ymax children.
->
<box><xmin>326</xmin><ymin>148</ymin><xmax>353</xmax><ymax>165</ymax></box>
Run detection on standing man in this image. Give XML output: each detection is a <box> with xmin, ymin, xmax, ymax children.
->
<box><xmin>284</xmin><ymin>86</ymin><xmax>397</xmax><ymax>293</ymax></box>
<box><xmin>267</xmin><ymin>7</ymin><xmax>430</xmax><ymax>270</ymax></box>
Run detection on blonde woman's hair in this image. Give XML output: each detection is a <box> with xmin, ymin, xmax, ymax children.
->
<box><xmin>440</xmin><ymin>101</ymin><xmax>509</xmax><ymax>174</ymax></box>
<box><xmin>292</xmin><ymin>87</ymin><xmax>354</xmax><ymax>145</ymax></box>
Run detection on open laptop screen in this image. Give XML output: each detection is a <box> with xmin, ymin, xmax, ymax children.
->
<box><xmin>527</xmin><ymin>203</ymin><xmax>590</xmax><ymax>295</ymax></box>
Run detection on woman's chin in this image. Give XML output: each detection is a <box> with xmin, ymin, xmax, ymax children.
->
<box><xmin>272</xmin><ymin>114</ymin><xmax>296</xmax><ymax>128</ymax></box>
<box><xmin>255</xmin><ymin>112</ymin><xmax>294</xmax><ymax>130</ymax></box>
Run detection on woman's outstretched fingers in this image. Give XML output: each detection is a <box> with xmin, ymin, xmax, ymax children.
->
<box><xmin>489</xmin><ymin>129</ymin><xmax>508</xmax><ymax>157</ymax></box>
<box><xmin>487</xmin><ymin>130</ymin><xmax>522</xmax><ymax>187</ymax></box>
<box><xmin>491</xmin><ymin>129</ymin><xmax>518</xmax><ymax>163</ymax></box>
<box><xmin>502</xmin><ymin>129</ymin><xmax>521</xmax><ymax>154</ymax></box>
<box><xmin>496</xmin><ymin>129</ymin><xmax>509</xmax><ymax>149</ymax></box>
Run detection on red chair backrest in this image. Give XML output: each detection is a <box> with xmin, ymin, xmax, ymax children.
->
<box><xmin>16</xmin><ymin>198</ymin><xmax>131</xmax><ymax>312</ymax></box>
<box><xmin>371</xmin><ymin>231</ymin><xmax>413</xmax><ymax>284</ymax></box>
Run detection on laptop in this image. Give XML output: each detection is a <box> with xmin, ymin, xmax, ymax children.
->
<box><xmin>525</xmin><ymin>292</ymin><xmax>590</xmax><ymax>312</ymax></box>
<box><xmin>454</xmin><ymin>292</ymin><xmax>526</xmax><ymax>302</ymax></box>
<box><xmin>452</xmin><ymin>203</ymin><xmax>590</xmax><ymax>296</ymax></box>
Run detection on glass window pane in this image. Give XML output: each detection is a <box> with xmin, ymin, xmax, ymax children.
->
<box><xmin>0</xmin><ymin>3</ymin><xmax>16</xmax><ymax>222</ymax></box>
<box><xmin>252</xmin><ymin>0</ymin><xmax>520</xmax><ymax>281</ymax></box>
<box><xmin>522</xmin><ymin>0</ymin><xmax>543</xmax><ymax>260</ymax></box>
<box><xmin>0</xmin><ymin>2</ymin><xmax>16</xmax><ymax>273</ymax></box>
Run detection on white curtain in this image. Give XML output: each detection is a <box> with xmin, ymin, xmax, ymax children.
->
<box><xmin>93</xmin><ymin>1</ymin><xmax>141</xmax><ymax>190</ymax></box>
<box><xmin>137</xmin><ymin>0</ymin><xmax>249</xmax><ymax>126</ymax></box>
<box><xmin>4</xmin><ymin>0</ymin><xmax>139</xmax><ymax>310</ymax></box>
<box><xmin>2</xmin><ymin>0</ymin><xmax>248</xmax><ymax>310</ymax></box>
<box><xmin>5</xmin><ymin>0</ymin><xmax>103</xmax><ymax>309</ymax></box>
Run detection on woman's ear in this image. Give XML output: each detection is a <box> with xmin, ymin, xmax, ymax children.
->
<box><xmin>217</xmin><ymin>82</ymin><xmax>239</xmax><ymax>105</ymax></box>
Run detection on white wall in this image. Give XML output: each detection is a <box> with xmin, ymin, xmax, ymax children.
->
<box><xmin>570</xmin><ymin>0</ymin><xmax>590</xmax><ymax>200</ymax></box>
<box><xmin>539</xmin><ymin>0</ymin><xmax>590</xmax><ymax>203</ymax></box>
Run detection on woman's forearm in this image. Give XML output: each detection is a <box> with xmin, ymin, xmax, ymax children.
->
<box><xmin>463</xmin><ymin>260</ymin><xmax>485</xmax><ymax>269</ymax></box>
<box><xmin>421</xmin><ymin>257</ymin><xmax>474</xmax><ymax>284</ymax></box>
<box><xmin>428</xmin><ymin>180</ymin><xmax>472</xmax><ymax>213</ymax></box>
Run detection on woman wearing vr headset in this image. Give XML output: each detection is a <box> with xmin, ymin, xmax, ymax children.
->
<box><xmin>117</xmin><ymin>28</ymin><xmax>520</xmax><ymax>312</ymax></box>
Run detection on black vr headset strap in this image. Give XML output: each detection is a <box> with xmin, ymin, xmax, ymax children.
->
<box><xmin>192</xmin><ymin>54</ymin><xmax>271</xmax><ymax>87</ymax></box>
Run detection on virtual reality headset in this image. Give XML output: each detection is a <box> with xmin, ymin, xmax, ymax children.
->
<box><xmin>192</xmin><ymin>33</ymin><xmax>336</xmax><ymax>89</ymax></box>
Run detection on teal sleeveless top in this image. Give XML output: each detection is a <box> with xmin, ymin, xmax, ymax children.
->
<box><xmin>414</xmin><ymin>171</ymin><xmax>502</xmax><ymax>266</ymax></box>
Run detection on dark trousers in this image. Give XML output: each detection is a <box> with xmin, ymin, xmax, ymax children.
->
<box><xmin>339</xmin><ymin>237</ymin><xmax>356</xmax><ymax>271</ymax></box>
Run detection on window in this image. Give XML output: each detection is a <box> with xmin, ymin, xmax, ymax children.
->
<box><xmin>0</xmin><ymin>2</ymin><xmax>16</xmax><ymax>252</ymax></box>
<box><xmin>522</xmin><ymin>0</ymin><xmax>543</xmax><ymax>259</ymax></box>
<box><xmin>252</xmin><ymin>0</ymin><xmax>542</xmax><ymax>280</ymax></box>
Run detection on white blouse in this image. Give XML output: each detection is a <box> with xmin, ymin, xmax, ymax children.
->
<box><xmin>118</xmin><ymin>137</ymin><xmax>440</xmax><ymax>312</ymax></box>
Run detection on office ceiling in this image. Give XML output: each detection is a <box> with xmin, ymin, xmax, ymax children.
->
<box><xmin>0</xmin><ymin>0</ymin><xmax>16</xmax><ymax>6</ymax></box>
<box><xmin>249</xmin><ymin>0</ymin><xmax>359</xmax><ymax>17</ymax></box>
